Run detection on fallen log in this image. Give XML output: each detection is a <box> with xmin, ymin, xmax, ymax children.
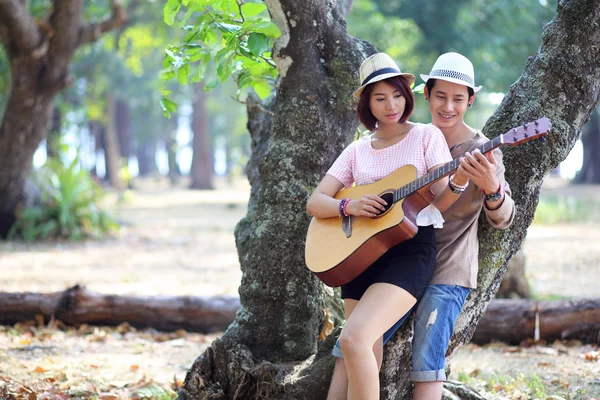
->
<box><xmin>471</xmin><ymin>298</ymin><xmax>600</xmax><ymax>344</ymax></box>
<box><xmin>2</xmin><ymin>288</ymin><xmax>599</xmax><ymax>344</ymax></box>
<box><xmin>0</xmin><ymin>285</ymin><xmax>239</xmax><ymax>333</ymax></box>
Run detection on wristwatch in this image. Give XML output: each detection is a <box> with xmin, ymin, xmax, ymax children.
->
<box><xmin>484</xmin><ymin>184</ymin><xmax>503</xmax><ymax>203</ymax></box>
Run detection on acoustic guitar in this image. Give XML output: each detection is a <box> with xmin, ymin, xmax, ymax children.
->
<box><xmin>305</xmin><ymin>117</ymin><xmax>551</xmax><ymax>287</ymax></box>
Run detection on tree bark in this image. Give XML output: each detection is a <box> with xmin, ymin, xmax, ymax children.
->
<box><xmin>190</xmin><ymin>84</ymin><xmax>214</xmax><ymax>189</ymax></box>
<box><xmin>181</xmin><ymin>0</ymin><xmax>600</xmax><ymax>399</ymax></box>
<box><xmin>0</xmin><ymin>0</ymin><xmax>126</xmax><ymax>237</ymax></box>
<box><xmin>471</xmin><ymin>299</ymin><xmax>600</xmax><ymax>345</ymax></box>
<box><xmin>0</xmin><ymin>286</ymin><xmax>239</xmax><ymax>333</ymax></box>
<box><xmin>574</xmin><ymin>108</ymin><xmax>600</xmax><ymax>183</ymax></box>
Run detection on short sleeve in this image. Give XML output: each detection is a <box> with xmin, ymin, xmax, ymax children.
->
<box><xmin>423</xmin><ymin>124</ymin><xmax>452</xmax><ymax>170</ymax></box>
<box><xmin>326</xmin><ymin>142</ymin><xmax>355</xmax><ymax>187</ymax></box>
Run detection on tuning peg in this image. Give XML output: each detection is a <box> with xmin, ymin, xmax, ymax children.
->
<box><xmin>539</xmin><ymin>137</ymin><xmax>548</xmax><ymax>143</ymax></box>
<box><xmin>534</xmin><ymin>120</ymin><xmax>539</xmax><ymax>126</ymax></box>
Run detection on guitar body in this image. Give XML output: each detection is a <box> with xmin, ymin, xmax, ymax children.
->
<box><xmin>305</xmin><ymin>165</ymin><xmax>434</xmax><ymax>287</ymax></box>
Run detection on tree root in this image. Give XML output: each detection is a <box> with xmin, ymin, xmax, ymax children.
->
<box><xmin>443</xmin><ymin>380</ymin><xmax>488</xmax><ymax>400</ymax></box>
<box><xmin>179</xmin><ymin>332</ymin><xmax>338</xmax><ymax>400</ymax></box>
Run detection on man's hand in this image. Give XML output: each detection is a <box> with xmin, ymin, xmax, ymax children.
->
<box><xmin>459</xmin><ymin>149</ymin><xmax>500</xmax><ymax>195</ymax></box>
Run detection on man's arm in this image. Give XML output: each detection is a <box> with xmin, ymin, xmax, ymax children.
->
<box><xmin>482</xmin><ymin>148</ymin><xmax>515</xmax><ymax>229</ymax></box>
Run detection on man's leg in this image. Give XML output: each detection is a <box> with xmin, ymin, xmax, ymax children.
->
<box><xmin>411</xmin><ymin>284</ymin><xmax>471</xmax><ymax>400</ymax></box>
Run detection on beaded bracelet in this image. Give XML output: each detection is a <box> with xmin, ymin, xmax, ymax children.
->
<box><xmin>342</xmin><ymin>199</ymin><xmax>351</xmax><ymax>217</ymax></box>
<box><xmin>449</xmin><ymin>174</ymin><xmax>469</xmax><ymax>192</ymax></box>
<box><xmin>338</xmin><ymin>198</ymin><xmax>351</xmax><ymax>217</ymax></box>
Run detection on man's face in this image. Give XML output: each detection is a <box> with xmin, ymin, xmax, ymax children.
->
<box><xmin>426</xmin><ymin>80</ymin><xmax>473</xmax><ymax>130</ymax></box>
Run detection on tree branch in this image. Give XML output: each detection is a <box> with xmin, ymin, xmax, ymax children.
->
<box><xmin>76</xmin><ymin>0</ymin><xmax>127</xmax><ymax>47</ymax></box>
<box><xmin>0</xmin><ymin>0</ymin><xmax>42</xmax><ymax>56</ymax></box>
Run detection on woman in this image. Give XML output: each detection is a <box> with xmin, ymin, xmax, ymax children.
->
<box><xmin>306</xmin><ymin>53</ymin><xmax>470</xmax><ymax>399</ymax></box>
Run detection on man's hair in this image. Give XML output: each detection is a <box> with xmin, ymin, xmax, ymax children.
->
<box><xmin>425</xmin><ymin>78</ymin><xmax>475</xmax><ymax>99</ymax></box>
<box><xmin>357</xmin><ymin>76</ymin><xmax>414</xmax><ymax>131</ymax></box>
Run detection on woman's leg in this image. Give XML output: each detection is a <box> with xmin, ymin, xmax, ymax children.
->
<box><xmin>339</xmin><ymin>283</ymin><xmax>416</xmax><ymax>400</ymax></box>
<box><xmin>327</xmin><ymin>297</ymin><xmax>383</xmax><ymax>400</ymax></box>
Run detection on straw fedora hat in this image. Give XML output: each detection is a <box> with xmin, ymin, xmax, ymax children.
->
<box><xmin>420</xmin><ymin>52</ymin><xmax>482</xmax><ymax>92</ymax></box>
<box><xmin>353</xmin><ymin>53</ymin><xmax>415</xmax><ymax>99</ymax></box>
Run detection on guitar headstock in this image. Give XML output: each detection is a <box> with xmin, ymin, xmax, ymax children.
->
<box><xmin>502</xmin><ymin>117</ymin><xmax>551</xmax><ymax>146</ymax></box>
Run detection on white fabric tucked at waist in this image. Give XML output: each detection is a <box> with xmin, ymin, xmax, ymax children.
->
<box><xmin>416</xmin><ymin>204</ymin><xmax>445</xmax><ymax>228</ymax></box>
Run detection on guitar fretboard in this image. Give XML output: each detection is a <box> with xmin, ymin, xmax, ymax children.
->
<box><xmin>392</xmin><ymin>135</ymin><xmax>504</xmax><ymax>202</ymax></box>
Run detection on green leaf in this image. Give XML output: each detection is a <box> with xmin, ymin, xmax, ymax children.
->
<box><xmin>160</xmin><ymin>96</ymin><xmax>179</xmax><ymax>116</ymax></box>
<box><xmin>161</xmin><ymin>70</ymin><xmax>176</xmax><ymax>80</ymax></box>
<box><xmin>251</xmin><ymin>78</ymin><xmax>272</xmax><ymax>100</ymax></box>
<box><xmin>177</xmin><ymin>63</ymin><xmax>191</xmax><ymax>84</ymax></box>
<box><xmin>205</xmin><ymin>78</ymin><xmax>220</xmax><ymax>91</ymax></box>
<box><xmin>164</xmin><ymin>0</ymin><xmax>181</xmax><ymax>25</ymax></box>
<box><xmin>241</xmin><ymin>3</ymin><xmax>267</xmax><ymax>18</ymax></box>
<box><xmin>247</xmin><ymin>32</ymin><xmax>270</xmax><ymax>57</ymax></box>
<box><xmin>253</xmin><ymin>20</ymin><xmax>281</xmax><ymax>38</ymax></box>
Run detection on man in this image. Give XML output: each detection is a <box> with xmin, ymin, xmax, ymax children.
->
<box><xmin>327</xmin><ymin>52</ymin><xmax>515</xmax><ymax>400</ymax></box>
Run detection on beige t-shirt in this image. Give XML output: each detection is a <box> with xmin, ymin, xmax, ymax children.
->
<box><xmin>430</xmin><ymin>132</ymin><xmax>515</xmax><ymax>288</ymax></box>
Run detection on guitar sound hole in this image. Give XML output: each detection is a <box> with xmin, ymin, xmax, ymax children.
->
<box><xmin>373</xmin><ymin>192</ymin><xmax>394</xmax><ymax>218</ymax></box>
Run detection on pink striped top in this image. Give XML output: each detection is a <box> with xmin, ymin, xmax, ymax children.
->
<box><xmin>327</xmin><ymin>123</ymin><xmax>452</xmax><ymax>187</ymax></box>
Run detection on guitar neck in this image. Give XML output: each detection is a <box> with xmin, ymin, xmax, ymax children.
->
<box><xmin>393</xmin><ymin>135</ymin><xmax>504</xmax><ymax>202</ymax></box>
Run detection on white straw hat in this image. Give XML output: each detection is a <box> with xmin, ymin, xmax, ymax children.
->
<box><xmin>420</xmin><ymin>52</ymin><xmax>482</xmax><ymax>92</ymax></box>
<box><xmin>353</xmin><ymin>53</ymin><xmax>415</xmax><ymax>99</ymax></box>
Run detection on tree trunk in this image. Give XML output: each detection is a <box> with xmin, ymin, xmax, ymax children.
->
<box><xmin>136</xmin><ymin>140</ymin><xmax>158</xmax><ymax>177</ymax></box>
<box><xmin>104</xmin><ymin>94</ymin><xmax>123</xmax><ymax>190</ymax></box>
<box><xmin>180</xmin><ymin>1</ymin><xmax>375</xmax><ymax>398</ymax></box>
<box><xmin>46</xmin><ymin>105</ymin><xmax>62</xmax><ymax>158</ymax></box>
<box><xmin>190</xmin><ymin>84</ymin><xmax>214</xmax><ymax>189</ymax></box>
<box><xmin>181</xmin><ymin>0</ymin><xmax>600</xmax><ymax>399</ymax></box>
<box><xmin>167</xmin><ymin>115</ymin><xmax>181</xmax><ymax>184</ymax></box>
<box><xmin>0</xmin><ymin>286</ymin><xmax>239</xmax><ymax>333</ymax></box>
<box><xmin>574</xmin><ymin>108</ymin><xmax>600</xmax><ymax>183</ymax></box>
<box><xmin>89</xmin><ymin>120</ymin><xmax>104</xmax><ymax>179</ymax></box>
<box><xmin>471</xmin><ymin>299</ymin><xmax>600</xmax><ymax>345</ymax></box>
<box><xmin>0</xmin><ymin>0</ymin><xmax>126</xmax><ymax>237</ymax></box>
<box><xmin>116</xmin><ymin>98</ymin><xmax>131</xmax><ymax>158</ymax></box>
<box><xmin>496</xmin><ymin>249</ymin><xmax>531</xmax><ymax>298</ymax></box>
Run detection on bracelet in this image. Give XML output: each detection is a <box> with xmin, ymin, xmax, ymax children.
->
<box><xmin>343</xmin><ymin>199</ymin><xmax>351</xmax><ymax>217</ymax></box>
<box><xmin>449</xmin><ymin>174</ymin><xmax>469</xmax><ymax>192</ymax></box>
<box><xmin>338</xmin><ymin>198</ymin><xmax>351</xmax><ymax>217</ymax></box>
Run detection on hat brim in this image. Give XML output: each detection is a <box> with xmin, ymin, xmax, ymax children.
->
<box><xmin>420</xmin><ymin>74</ymin><xmax>482</xmax><ymax>92</ymax></box>
<box><xmin>353</xmin><ymin>72</ymin><xmax>416</xmax><ymax>99</ymax></box>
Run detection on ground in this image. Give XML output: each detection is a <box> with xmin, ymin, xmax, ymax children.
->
<box><xmin>0</xmin><ymin>177</ymin><xmax>599</xmax><ymax>400</ymax></box>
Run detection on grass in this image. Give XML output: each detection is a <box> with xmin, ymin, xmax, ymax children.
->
<box><xmin>457</xmin><ymin>368</ymin><xmax>600</xmax><ymax>400</ymax></box>
<box><xmin>533</xmin><ymin>194</ymin><xmax>600</xmax><ymax>225</ymax></box>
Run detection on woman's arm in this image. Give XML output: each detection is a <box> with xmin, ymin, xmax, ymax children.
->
<box><xmin>306</xmin><ymin>175</ymin><xmax>387</xmax><ymax>219</ymax></box>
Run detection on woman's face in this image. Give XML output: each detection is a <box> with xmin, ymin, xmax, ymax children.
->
<box><xmin>369</xmin><ymin>81</ymin><xmax>406</xmax><ymax>127</ymax></box>
<box><xmin>426</xmin><ymin>79</ymin><xmax>473</xmax><ymax>130</ymax></box>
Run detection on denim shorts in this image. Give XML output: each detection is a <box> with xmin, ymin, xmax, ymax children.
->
<box><xmin>332</xmin><ymin>284</ymin><xmax>471</xmax><ymax>383</ymax></box>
